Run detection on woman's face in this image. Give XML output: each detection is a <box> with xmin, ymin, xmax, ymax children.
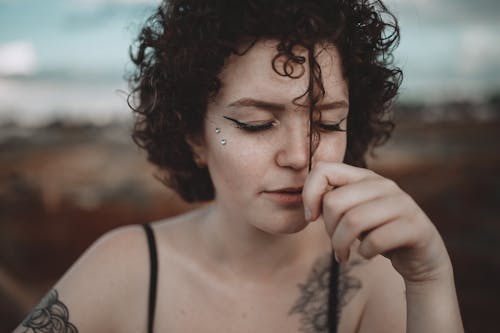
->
<box><xmin>196</xmin><ymin>40</ymin><xmax>349</xmax><ymax>234</ymax></box>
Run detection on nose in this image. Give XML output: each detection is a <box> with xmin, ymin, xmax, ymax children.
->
<box><xmin>275</xmin><ymin>123</ymin><xmax>310</xmax><ymax>171</ymax></box>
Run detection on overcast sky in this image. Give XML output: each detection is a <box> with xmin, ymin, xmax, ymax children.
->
<box><xmin>386</xmin><ymin>0</ymin><xmax>500</xmax><ymax>101</ymax></box>
<box><xmin>0</xmin><ymin>0</ymin><xmax>499</xmax><ymax>123</ymax></box>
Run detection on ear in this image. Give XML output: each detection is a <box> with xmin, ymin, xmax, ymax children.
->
<box><xmin>186</xmin><ymin>134</ymin><xmax>207</xmax><ymax>168</ymax></box>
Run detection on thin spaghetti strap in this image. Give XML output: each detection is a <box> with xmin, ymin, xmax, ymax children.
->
<box><xmin>142</xmin><ymin>223</ymin><xmax>158</xmax><ymax>333</ymax></box>
<box><xmin>328</xmin><ymin>252</ymin><xmax>339</xmax><ymax>333</ymax></box>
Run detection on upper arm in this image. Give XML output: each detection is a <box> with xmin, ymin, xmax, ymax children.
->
<box><xmin>12</xmin><ymin>224</ymin><xmax>150</xmax><ymax>333</ymax></box>
<box><xmin>358</xmin><ymin>255</ymin><xmax>407</xmax><ymax>333</ymax></box>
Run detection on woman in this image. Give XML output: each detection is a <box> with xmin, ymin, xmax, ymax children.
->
<box><xmin>14</xmin><ymin>0</ymin><xmax>464</xmax><ymax>332</ymax></box>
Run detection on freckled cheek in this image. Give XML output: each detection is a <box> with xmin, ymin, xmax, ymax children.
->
<box><xmin>206</xmin><ymin>136</ymin><xmax>276</xmax><ymax>193</ymax></box>
<box><xmin>313</xmin><ymin>134</ymin><xmax>347</xmax><ymax>163</ymax></box>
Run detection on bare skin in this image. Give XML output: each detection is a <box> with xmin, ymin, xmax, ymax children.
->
<box><xmin>13</xmin><ymin>40</ymin><xmax>463</xmax><ymax>332</ymax></box>
<box><xmin>15</xmin><ymin>210</ymin><xmax>392</xmax><ymax>333</ymax></box>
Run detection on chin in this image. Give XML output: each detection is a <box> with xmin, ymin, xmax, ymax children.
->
<box><xmin>280</xmin><ymin>222</ymin><xmax>309</xmax><ymax>234</ymax></box>
<box><xmin>259</xmin><ymin>214</ymin><xmax>309</xmax><ymax>235</ymax></box>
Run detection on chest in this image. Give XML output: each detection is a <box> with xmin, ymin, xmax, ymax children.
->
<box><xmin>155</xmin><ymin>281</ymin><xmax>320</xmax><ymax>332</ymax></box>
<box><xmin>151</xmin><ymin>267</ymin><xmax>364</xmax><ymax>333</ymax></box>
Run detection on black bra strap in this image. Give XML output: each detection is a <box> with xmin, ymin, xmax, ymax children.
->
<box><xmin>143</xmin><ymin>223</ymin><xmax>158</xmax><ymax>333</ymax></box>
<box><xmin>142</xmin><ymin>223</ymin><xmax>336</xmax><ymax>332</ymax></box>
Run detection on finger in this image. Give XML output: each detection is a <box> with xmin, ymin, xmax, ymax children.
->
<box><xmin>357</xmin><ymin>218</ymin><xmax>422</xmax><ymax>260</ymax></box>
<box><xmin>302</xmin><ymin>162</ymin><xmax>375</xmax><ymax>221</ymax></box>
<box><xmin>330</xmin><ymin>194</ymin><xmax>412</xmax><ymax>261</ymax></box>
<box><xmin>321</xmin><ymin>177</ymin><xmax>401</xmax><ymax>236</ymax></box>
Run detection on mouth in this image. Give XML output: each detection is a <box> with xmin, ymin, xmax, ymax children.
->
<box><xmin>266</xmin><ymin>187</ymin><xmax>303</xmax><ymax>194</ymax></box>
<box><xmin>262</xmin><ymin>187</ymin><xmax>303</xmax><ymax>206</ymax></box>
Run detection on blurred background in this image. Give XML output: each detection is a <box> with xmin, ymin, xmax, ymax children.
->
<box><xmin>0</xmin><ymin>0</ymin><xmax>499</xmax><ymax>331</ymax></box>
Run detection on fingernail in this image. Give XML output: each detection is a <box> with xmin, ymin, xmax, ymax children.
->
<box><xmin>334</xmin><ymin>252</ymin><xmax>340</xmax><ymax>263</ymax></box>
<box><xmin>304</xmin><ymin>207</ymin><xmax>311</xmax><ymax>221</ymax></box>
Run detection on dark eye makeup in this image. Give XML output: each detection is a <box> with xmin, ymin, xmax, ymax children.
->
<box><xmin>223</xmin><ymin>116</ymin><xmax>275</xmax><ymax>132</ymax></box>
<box><xmin>223</xmin><ymin>116</ymin><xmax>347</xmax><ymax>132</ymax></box>
<box><xmin>316</xmin><ymin>116</ymin><xmax>347</xmax><ymax>132</ymax></box>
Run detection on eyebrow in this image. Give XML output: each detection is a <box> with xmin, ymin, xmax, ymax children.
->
<box><xmin>226</xmin><ymin>98</ymin><xmax>349</xmax><ymax>112</ymax></box>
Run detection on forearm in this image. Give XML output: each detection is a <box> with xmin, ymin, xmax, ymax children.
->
<box><xmin>405</xmin><ymin>264</ymin><xmax>464</xmax><ymax>333</ymax></box>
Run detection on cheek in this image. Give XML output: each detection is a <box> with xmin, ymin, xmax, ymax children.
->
<box><xmin>314</xmin><ymin>133</ymin><xmax>347</xmax><ymax>162</ymax></box>
<box><xmin>206</xmin><ymin>134</ymin><xmax>275</xmax><ymax>192</ymax></box>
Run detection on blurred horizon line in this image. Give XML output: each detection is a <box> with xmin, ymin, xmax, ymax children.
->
<box><xmin>0</xmin><ymin>97</ymin><xmax>498</xmax><ymax>129</ymax></box>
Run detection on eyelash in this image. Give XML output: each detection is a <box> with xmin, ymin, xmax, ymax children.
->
<box><xmin>223</xmin><ymin>116</ymin><xmax>275</xmax><ymax>132</ymax></box>
<box><xmin>223</xmin><ymin>116</ymin><xmax>347</xmax><ymax>132</ymax></box>
<box><xmin>316</xmin><ymin>121</ymin><xmax>347</xmax><ymax>132</ymax></box>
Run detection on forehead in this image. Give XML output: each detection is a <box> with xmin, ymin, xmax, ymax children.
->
<box><xmin>215</xmin><ymin>40</ymin><xmax>348</xmax><ymax>106</ymax></box>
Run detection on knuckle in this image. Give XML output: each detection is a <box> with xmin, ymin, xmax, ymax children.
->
<box><xmin>383</xmin><ymin>178</ymin><xmax>400</xmax><ymax>191</ymax></box>
<box><xmin>404</xmin><ymin>191</ymin><xmax>416</xmax><ymax>205</ymax></box>
<box><xmin>342</xmin><ymin>211</ymin><xmax>361</xmax><ymax>231</ymax></box>
<box><xmin>407</xmin><ymin>221</ymin><xmax>430</xmax><ymax>247</ymax></box>
<box><xmin>404</xmin><ymin>195</ymin><xmax>417</xmax><ymax>212</ymax></box>
<box><xmin>399</xmin><ymin>191</ymin><xmax>417</xmax><ymax>212</ymax></box>
<box><xmin>420</xmin><ymin>221</ymin><xmax>435</xmax><ymax>239</ymax></box>
<box><xmin>364</xmin><ymin>169</ymin><xmax>379</xmax><ymax>179</ymax></box>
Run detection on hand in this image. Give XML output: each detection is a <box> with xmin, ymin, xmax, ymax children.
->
<box><xmin>302</xmin><ymin>162</ymin><xmax>453</xmax><ymax>284</ymax></box>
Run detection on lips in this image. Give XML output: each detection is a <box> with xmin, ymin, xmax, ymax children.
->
<box><xmin>262</xmin><ymin>187</ymin><xmax>303</xmax><ymax>206</ymax></box>
<box><xmin>267</xmin><ymin>187</ymin><xmax>303</xmax><ymax>194</ymax></box>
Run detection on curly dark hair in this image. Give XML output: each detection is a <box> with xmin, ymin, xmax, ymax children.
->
<box><xmin>128</xmin><ymin>0</ymin><xmax>402</xmax><ymax>202</ymax></box>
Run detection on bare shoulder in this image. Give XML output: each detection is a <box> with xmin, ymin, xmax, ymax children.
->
<box><xmin>349</xmin><ymin>241</ymin><xmax>406</xmax><ymax>333</ymax></box>
<box><xmin>13</xmin><ymin>224</ymin><xmax>152</xmax><ymax>333</ymax></box>
<box><xmin>150</xmin><ymin>206</ymin><xmax>210</xmax><ymax>258</ymax></box>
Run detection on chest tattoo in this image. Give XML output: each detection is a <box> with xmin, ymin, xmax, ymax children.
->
<box><xmin>21</xmin><ymin>289</ymin><xmax>78</xmax><ymax>333</ymax></box>
<box><xmin>288</xmin><ymin>254</ymin><xmax>363</xmax><ymax>332</ymax></box>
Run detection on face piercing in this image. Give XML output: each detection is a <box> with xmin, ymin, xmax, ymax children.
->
<box><xmin>215</xmin><ymin>128</ymin><xmax>221</xmax><ymax>133</ymax></box>
<box><xmin>220</xmin><ymin>139</ymin><xmax>227</xmax><ymax>145</ymax></box>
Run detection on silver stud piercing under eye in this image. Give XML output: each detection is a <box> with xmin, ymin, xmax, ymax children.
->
<box><xmin>215</xmin><ymin>127</ymin><xmax>226</xmax><ymax>145</ymax></box>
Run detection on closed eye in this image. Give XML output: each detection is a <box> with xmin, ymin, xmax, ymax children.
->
<box><xmin>223</xmin><ymin>116</ymin><xmax>275</xmax><ymax>132</ymax></box>
<box><xmin>316</xmin><ymin>116</ymin><xmax>347</xmax><ymax>132</ymax></box>
<box><xmin>222</xmin><ymin>116</ymin><xmax>347</xmax><ymax>132</ymax></box>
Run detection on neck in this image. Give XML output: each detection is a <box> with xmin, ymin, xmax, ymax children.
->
<box><xmin>200</xmin><ymin>202</ymin><xmax>331</xmax><ymax>284</ymax></box>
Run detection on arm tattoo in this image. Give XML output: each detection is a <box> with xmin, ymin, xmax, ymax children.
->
<box><xmin>21</xmin><ymin>289</ymin><xmax>78</xmax><ymax>333</ymax></box>
<box><xmin>289</xmin><ymin>254</ymin><xmax>363</xmax><ymax>333</ymax></box>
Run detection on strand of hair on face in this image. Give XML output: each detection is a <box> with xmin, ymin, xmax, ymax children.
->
<box><xmin>307</xmin><ymin>48</ymin><xmax>315</xmax><ymax>173</ymax></box>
